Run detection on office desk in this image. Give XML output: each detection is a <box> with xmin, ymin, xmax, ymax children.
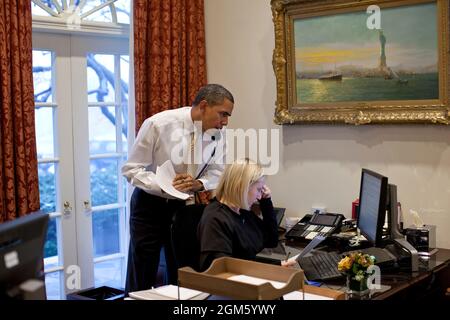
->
<box><xmin>285</xmin><ymin>239</ymin><xmax>450</xmax><ymax>300</ymax></box>
<box><xmin>369</xmin><ymin>248</ymin><xmax>450</xmax><ymax>300</ymax></box>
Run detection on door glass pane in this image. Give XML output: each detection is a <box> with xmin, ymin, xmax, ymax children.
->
<box><xmin>45</xmin><ymin>271</ymin><xmax>62</xmax><ymax>300</ymax></box>
<box><xmin>38</xmin><ymin>163</ymin><xmax>56</xmax><ymax>213</ymax></box>
<box><xmin>121</xmin><ymin>122</ymin><xmax>128</xmax><ymax>154</ymax></box>
<box><xmin>87</xmin><ymin>54</ymin><xmax>115</xmax><ymax>103</ymax></box>
<box><xmin>33</xmin><ymin>50</ymin><xmax>53</xmax><ymax>102</ymax></box>
<box><xmin>44</xmin><ymin>217</ymin><xmax>59</xmax><ymax>263</ymax></box>
<box><xmin>88</xmin><ymin>106</ymin><xmax>117</xmax><ymax>154</ymax></box>
<box><xmin>120</xmin><ymin>55</ymin><xmax>129</xmax><ymax>103</ymax></box>
<box><xmin>94</xmin><ymin>258</ymin><xmax>123</xmax><ymax>288</ymax></box>
<box><xmin>90</xmin><ymin>158</ymin><xmax>118</xmax><ymax>207</ymax></box>
<box><xmin>122</xmin><ymin>177</ymin><xmax>127</xmax><ymax>204</ymax></box>
<box><xmin>120</xmin><ymin>55</ymin><xmax>129</xmax><ymax>151</ymax></box>
<box><xmin>35</xmin><ymin>107</ymin><xmax>55</xmax><ymax>158</ymax></box>
<box><xmin>92</xmin><ymin>209</ymin><xmax>120</xmax><ymax>257</ymax></box>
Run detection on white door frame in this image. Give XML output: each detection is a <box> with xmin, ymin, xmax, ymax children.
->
<box><xmin>32</xmin><ymin>32</ymin><xmax>78</xmax><ymax>295</ymax></box>
<box><xmin>33</xmin><ymin>31</ymin><xmax>129</xmax><ymax>295</ymax></box>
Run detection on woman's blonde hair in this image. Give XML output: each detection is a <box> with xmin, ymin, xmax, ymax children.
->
<box><xmin>215</xmin><ymin>158</ymin><xmax>264</xmax><ymax>210</ymax></box>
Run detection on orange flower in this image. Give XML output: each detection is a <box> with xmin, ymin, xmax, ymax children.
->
<box><xmin>337</xmin><ymin>252</ymin><xmax>375</xmax><ymax>276</ymax></box>
<box><xmin>338</xmin><ymin>256</ymin><xmax>353</xmax><ymax>272</ymax></box>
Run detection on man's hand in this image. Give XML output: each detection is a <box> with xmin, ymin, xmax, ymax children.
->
<box><xmin>173</xmin><ymin>173</ymin><xmax>193</xmax><ymax>192</ymax></box>
<box><xmin>172</xmin><ymin>173</ymin><xmax>204</xmax><ymax>193</ymax></box>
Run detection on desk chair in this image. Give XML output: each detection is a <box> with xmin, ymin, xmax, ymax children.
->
<box><xmin>170</xmin><ymin>204</ymin><xmax>206</xmax><ymax>273</ymax></box>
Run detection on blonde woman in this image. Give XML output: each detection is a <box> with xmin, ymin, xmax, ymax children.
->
<box><xmin>197</xmin><ymin>158</ymin><xmax>281</xmax><ymax>271</ymax></box>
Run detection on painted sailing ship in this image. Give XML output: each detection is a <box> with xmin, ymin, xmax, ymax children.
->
<box><xmin>319</xmin><ymin>62</ymin><xmax>342</xmax><ymax>81</ymax></box>
<box><xmin>318</xmin><ymin>71</ymin><xmax>342</xmax><ymax>81</ymax></box>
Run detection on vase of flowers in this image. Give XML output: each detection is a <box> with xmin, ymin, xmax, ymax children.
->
<box><xmin>338</xmin><ymin>252</ymin><xmax>375</xmax><ymax>299</ymax></box>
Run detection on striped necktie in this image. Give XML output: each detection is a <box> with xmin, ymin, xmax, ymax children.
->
<box><xmin>186</xmin><ymin>132</ymin><xmax>196</xmax><ymax>205</ymax></box>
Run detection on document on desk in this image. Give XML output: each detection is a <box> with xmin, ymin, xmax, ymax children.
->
<box><xmin>129</xmin><ymin>285</ymin><xmax>209</xmax><ymax>300</ymax></box>
<box><xmin>154</xmin><ymin>285</ymin><xmax>204</xmax><ymax>299</ymax></box>
<box><xmin>288</xmin><ymin>254</ymin><xmax>300</xmax><ymax>263</ymax></box>
<box><xmin>227</xmin><ymin>275</ymin><xmax>286</xmax><ymax>289</ymax></box>
<box><xmin>155</xmin><ymin>160</ymin><xmax>190</xmax><ymax>200</ymax></box>
<box><xmin>282</xmin><ymin>291</ymin><xmax>333</xmax><ymax>300</ymax></box>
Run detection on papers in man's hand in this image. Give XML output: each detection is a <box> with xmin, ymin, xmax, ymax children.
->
<box><xmin>282</xmin><ymin>291</ymin><xmax>333</xmax><ymax>300</ymax></box>
<box><xmin>227</xmin><ymin>275</ymin><xmax>286</xmax><ymax>289</ymax></box>
<box><xmin>129</xmin><ymin>285</ymin><xmax>209</xmax><ymax>300</ymax></box>
<box><xmin>155</xmin><ymin>160</ymin><xmax>190</xmax><ymax>200</ymax></box>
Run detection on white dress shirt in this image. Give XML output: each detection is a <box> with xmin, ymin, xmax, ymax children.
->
<box><xmin>122</xmin><ymin>107</ymin><xmax>226</xmax><ymax>199</ymax></box>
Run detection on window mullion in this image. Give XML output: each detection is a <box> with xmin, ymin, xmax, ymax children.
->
<box><xmin>51</xmin><ymin>0</ymin><xmax>63</xmax><ymax>13</ymax></box>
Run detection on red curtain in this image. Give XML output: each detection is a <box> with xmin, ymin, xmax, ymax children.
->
<box><xmin>0</xmin><ymin>0</ymin><xmax>40</xmax><ymax>222</ymax></box>
<box><xmin>134</xmin><ymin>0</ymin><xmax>207</xmax><ymax>132</ymax></box>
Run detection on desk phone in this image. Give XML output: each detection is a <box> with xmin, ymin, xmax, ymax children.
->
<box><xmin>285</xmin><ymin>213</ymin><xmax>344</xmax><ymax>241</ymax></box>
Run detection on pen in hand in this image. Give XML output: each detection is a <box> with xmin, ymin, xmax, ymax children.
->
<box><xmin>285</xmin><ymin>251</ymin><xmax>291</xmax><ymax>261</ymax></box>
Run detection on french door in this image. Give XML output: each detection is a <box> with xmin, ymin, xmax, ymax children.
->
<box><xmin>33</xmin><ymin>32</ymin><xmax>129</xmax><ymax>299</ymax></box>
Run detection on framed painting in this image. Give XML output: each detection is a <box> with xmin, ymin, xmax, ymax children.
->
<box><xmin>271</xmin><ymin>0</ymin><xmax>449</xmax><ymax>124</ymax></box>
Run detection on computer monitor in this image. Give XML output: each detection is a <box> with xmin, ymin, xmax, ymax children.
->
<box><xmin>357</xmin><ymin>169</ymin><xmax>388</xmax><ymax>247</ymax></box>
<box><xmin>0</xmin><ymin>211</ymin><xmax>49</xmax><ymax>299</ymax></box>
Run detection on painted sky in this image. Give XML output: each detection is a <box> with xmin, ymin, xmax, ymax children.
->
<box><xmin>294</xmin><ymin>2</ymin><xmax>438</xmax><ymax>72</ymax></box>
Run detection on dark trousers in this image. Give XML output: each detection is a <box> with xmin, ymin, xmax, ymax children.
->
<box><xmin>125</xmin><ymin>188</ymin><xmax>185</xmax><ymax>295</ymax></box>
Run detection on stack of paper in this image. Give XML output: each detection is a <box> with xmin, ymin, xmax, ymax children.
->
<box><xmin>227</xmin><ymin>274</ymin><xmax>334</xmax><ymax>300</ymax></box>
<box><xmin>155</xmin><ymin>160</ymin><xmax>190</xmax><ymax>200</ymax></box>
<box><xmin>129</xmin><ymin>285</ymin><xmax>209</xmax><ymax>300</ymax></box>
<box><xmin>282</xmin><ymin>291</ymin><xmax>332</xmax><ymax>300</ymax></box>
<box><xmin>227</xmin><ymin>274</ymin><xmax>287</xmax><ymax>289</ymax></box>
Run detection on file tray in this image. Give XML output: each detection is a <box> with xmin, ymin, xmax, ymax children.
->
<box><xmin>178</xmin><ymin>257</ymin><xmax>304</xmax><ymax>300</ymax></box>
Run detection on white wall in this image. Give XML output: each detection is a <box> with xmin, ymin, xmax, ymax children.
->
<box><xmin>204</xmin><ymin>0</ymin><xmax>450</xmax><ymax>248</ymax></box>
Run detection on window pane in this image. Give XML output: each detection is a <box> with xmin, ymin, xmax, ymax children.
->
<box><xmin>45</xmin><ymin>271</ymin><xmax>62</xmax><ymax>300</ymax></box>
<box><xmin>120</xmin><ymin>55</ymin><xmax>129</xmax><ymax>103</ymax></box>
<box><xmin>94</xmin><ymin>258</ymin><xmax>123</xmax><ymax>288</ymax></box>
<box><xmin>92</xmin><ymin>209</ymin><xmax>120</xmax><ymax>257</ymax></box>
<box><xmin>115</xmin><ymin>0</ymin><xmax>131</xmax><ymax>24</ymax></box>
<box><xmin>121</xmin><ymin>126</ymin><xmax>128</xmax><ymax>153</ymax></box>
<box><xmin>32</xmin><ymin>1</ymin><xmax>130</xmax><ymax>25</ymax></box>
<box><xmin>121</xmin><ymin>154</ymin><xmax>128</xmax><ymax>203</ymax></box>
<box><xmin>38</xmin><ymin>163</ymin><xmax>56</xmax><ymax>213</ymax></box>
<box><xmin>120</xmin><ymin>55</ymin><xmax>129</xmax><ymax>144</ymax></box>
<box><xmin>33</xmin><ymin>50</ymin><xmax>52</xmax><ymax>103</ymax></box>
<box><xmin>87</xmin><ymin>54</ymin><xmax>116</xmax><ymax>103</ymax></box>
<box><xmin>90</xmin><ymin>158</ymin><xmax>118</xmax><ymax>207</ymax></box>
<box><xmin>31</xmin><ymin>2</ymin><xmax>54</xmax><ymax>17</ymax></box>
<box><xmin>116</xmin><ymin>106</ymin><xmax>127</xmax><ymax>153</ymax></box>
<box><xmin>44</xmin><ymin>217</ymin><xmax>59</xmax><ymax>262</ymax></box>
<box><xmin>88</xmin><ymin>106</ymin><xmax>117</xmax><ymax>154</ymax></box>
<box><xmin>82</xmin><ymin>2</ymin><xmax>113</xmax><ymax>23</ymax></box>
<box><xmin>35</xmin><ymin>107</ymin><xmax>55</xmax><ymax>159</ymax></box>
<box><xmin>122</xmin><ymin>177</ymin><xmax>127</xmax><ymax>205</ymax></box>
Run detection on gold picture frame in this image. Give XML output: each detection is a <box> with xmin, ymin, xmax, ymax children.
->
<box><xmin>271</xmin><ymin>0</ymin><xmax>450</xmax><ymax>125</ymax></box>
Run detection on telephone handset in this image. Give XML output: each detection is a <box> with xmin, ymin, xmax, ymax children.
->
<box><xmin>285</xmin><ymin>212</ymin><xmax>344</xmax><ymax>241</ymax></box>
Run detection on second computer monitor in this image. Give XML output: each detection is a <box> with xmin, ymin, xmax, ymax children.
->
<box><xmin>357</xmin><ymin>169</ymin><xmax>388</xmax><ymax>247</ymax></box>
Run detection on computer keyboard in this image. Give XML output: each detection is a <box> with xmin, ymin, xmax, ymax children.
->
<box><xmin>297</xmin><ymin>252</ymin><xmax>343</xmax><ymax>281</ymax></box>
